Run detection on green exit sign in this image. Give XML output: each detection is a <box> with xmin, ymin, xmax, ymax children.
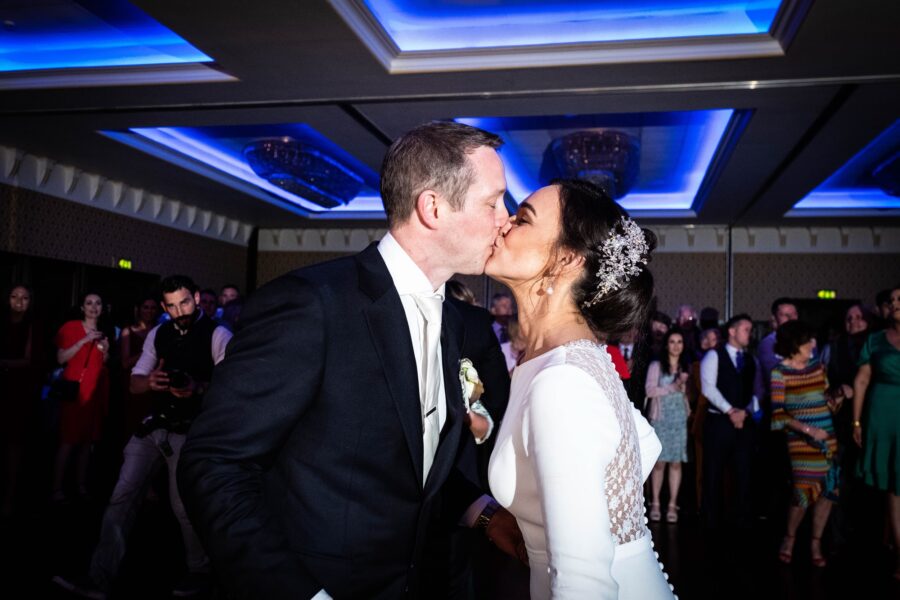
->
<box><xmin>817</xmin><ymin>289</ymin><xmax>836</xmax><ymax>299</ymax></box>
<box><xmin>117</xmin><ymin>258</ymin><xmax>133</xmax><ymax>270</ymax></box>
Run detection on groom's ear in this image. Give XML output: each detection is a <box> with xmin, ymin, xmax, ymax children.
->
<box><xmin>414</xmin><ymin>189</ymin><xmax>442</xmax><ymax>230</ymax></box>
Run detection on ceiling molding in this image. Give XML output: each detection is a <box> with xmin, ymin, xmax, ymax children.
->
<box><xmin>0</xmin><ymin>63</ymin><xmax>236</xmax><ymax>91</ymax></box>
<box><xmin>259</xmin><ymin>225</ymin><xmax>900</xmax><ymax>254</ymax></box>
<box><xmin>328</xmin><ymin>0</ymin><xmax>815</xmax><ymax>74</ymax></box>
<box><xmin>0</xmin><ymin>145</ymin><xmax>251</xmax><ymax>246</ymax></box>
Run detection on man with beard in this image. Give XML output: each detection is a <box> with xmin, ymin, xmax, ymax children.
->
<box><xmin>52</xmin><ymin>275</ymin><xmax>231</xmax><ymax>599</ymax></box>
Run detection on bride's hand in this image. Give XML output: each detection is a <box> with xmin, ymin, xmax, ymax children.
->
<box><xmin>486</xmin><ymin>508</ymin><xmax>529</xmax><ymax>565</ymax></box>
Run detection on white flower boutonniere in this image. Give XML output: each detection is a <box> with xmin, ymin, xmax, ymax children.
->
<box><xmin>459</xmin><ymin>358</ymin><xmax>484</xmax><ymax>408</ymax></box>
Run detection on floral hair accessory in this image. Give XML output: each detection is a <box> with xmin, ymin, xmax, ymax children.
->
<box><xmin>582</xmin><ymin>217</ymin><xmax>649</xmax><ymax>308</ymax></box>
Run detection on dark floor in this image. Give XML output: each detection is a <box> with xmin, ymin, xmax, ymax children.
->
<box><xmin>2</xmin><ymin>427</ymin><xmax>899</xmax><ymax>599</ymax></box>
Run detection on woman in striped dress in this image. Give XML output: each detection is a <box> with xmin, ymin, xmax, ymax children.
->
<box><xmin>771</xmin><ymin>320</ymin><xmax>840</xmax><ymax>567</ymax></box>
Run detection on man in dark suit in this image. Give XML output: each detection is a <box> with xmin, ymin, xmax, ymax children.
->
<box><xmin>699</xmin><ymin>313</ymin><xmax>764</xmax><ymax>529</ymax></box>
<box><xmin>178</xmin><ymin>122</ymin><xmax>523</xmax><ymax>600</ymax></box>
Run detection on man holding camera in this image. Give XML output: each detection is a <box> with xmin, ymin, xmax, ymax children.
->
<box><xmin>53</xmin><ymin>275</ymin><xmax>231</xmax><ymax>599</ymax></box>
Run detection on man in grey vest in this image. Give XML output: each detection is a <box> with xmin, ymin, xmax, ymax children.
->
<box><xmin>53</xmin><ymin>275</ymin><xmax>232</xmax><ymax>599</ymax></box>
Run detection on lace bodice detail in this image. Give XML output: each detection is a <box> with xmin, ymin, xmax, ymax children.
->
<box><xmin>563</xmin><ymin>340</ymin><xmax>649</xmax><ymax>544</ymax></box>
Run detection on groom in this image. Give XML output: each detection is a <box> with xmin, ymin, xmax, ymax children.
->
<box><xmin>178</xmin><ymin>121</ymin><xmax>521</xmax><ymax>599</ymax></box>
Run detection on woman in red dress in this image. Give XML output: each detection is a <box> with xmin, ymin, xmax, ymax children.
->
<box><xmin>51</xmin><ymin>291</ymin><xmax>110</xmax><ymax>503</ymax></box>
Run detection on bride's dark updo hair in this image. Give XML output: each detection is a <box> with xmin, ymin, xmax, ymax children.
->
<box><xmin>553</xmin><ymin>179</ymin><xmax>656</xmax><ymax>340</ymax></box>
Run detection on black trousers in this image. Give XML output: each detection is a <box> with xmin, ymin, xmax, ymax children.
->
<box><xmin>702</xmin><ymin>412</ymin><xmax>756</xmax><ymax>528</ymax></box>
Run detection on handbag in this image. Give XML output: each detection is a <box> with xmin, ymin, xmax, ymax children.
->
<box><xmin>48</xmin><ymin>341</ymin><xmax>94</xmax><ymax>403</ymax></box>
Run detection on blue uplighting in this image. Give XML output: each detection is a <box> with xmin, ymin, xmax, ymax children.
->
<box><xmin>104</xmin><ymin>124</ymin><xmax>382</xmax><ymax>217</ymax></box>
<box><xmin>791</xmin><ymin>120</ymin><xmax>900</xmax><ymax>214</ymax></box>
<box><xmin>362</xmin><ymin>0</ymin><xmax>782</xmax><ymax>51</ymax></box>
<box><xmin>0</xmin><ymin>0</ymin><xmax>212</xmax><ymax>72</ymax></box>
<box><xmin>456</xmin><ymin>109</ymin><xmax>736</xmax><ymax>214</ymax></box>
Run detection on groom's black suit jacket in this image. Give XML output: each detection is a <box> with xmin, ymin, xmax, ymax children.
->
<box><xmin>178</xmin><ymin>244</ymin><xmax>481</xmax><ymax>599</ymax></box>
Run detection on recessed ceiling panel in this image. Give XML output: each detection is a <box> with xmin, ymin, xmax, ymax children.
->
<box><xmin>102</xmin><ymin>124</ymin><xmax>385</xmax><ymax>219</ymax></box>
<box><xmin>362</xmin><ymin>0</ymin><xmax>781</xmax><ymax>51</ymax></box>
<box><xmin>0</xmin><ymin>0</ymin><xmax>213</xmax><ymax>72</ymax></box>
<box><xmin>788</xmin><ymin>120</ymin><xmax>900</xmax><ymax>216</ymax></box>
<box><xmin>457</xmin><ymin>109</ymin><xmax>740</xmax><ymax>217</ymax></box>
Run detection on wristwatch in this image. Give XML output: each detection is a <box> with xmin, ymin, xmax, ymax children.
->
<box><xmin>476</xmin><ymin>500</ymin><xmax>500</xmax><ymax>531</ymax></box>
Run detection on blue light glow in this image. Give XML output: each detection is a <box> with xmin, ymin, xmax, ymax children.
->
<box><xmin>456</xmin><ymin>109</ymin><xmax>736</xmax><ymax>213</ymax></box>
<box><xmin>362</xmin><ymin>0</ymin><xmax>781</xmax><ymax>51</ymax></box>
<box><xmin>791</xmin><ymin>120</ymin><xmax>900</xmax><ymax>214</ymax></box>
<box><xmin>0</xmin><ymin>1</ymin><xmax>212</xmax><ymax>72</ymax></box>
<box><xmin>104</xmin><ymin>124</ymin><xmax>382</xmax><ymax>217</ymax></box>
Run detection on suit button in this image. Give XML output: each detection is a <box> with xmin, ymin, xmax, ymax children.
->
<box><xmin>409</xmin><ymin>563</ymin><xmax>415</xmax><ymax>569</ymax></box>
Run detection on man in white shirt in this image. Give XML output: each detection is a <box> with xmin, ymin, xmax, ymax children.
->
<box><xmin>700</xmin><ymin>313</ymin><xmax>764</xmax><ymax>529</ymax></box>
<box><xmin>178</xmin><ymin>122</ymin><xmax>525</xmax><ymax>600</ymax></box>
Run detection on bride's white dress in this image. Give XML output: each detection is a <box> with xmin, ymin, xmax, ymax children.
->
<box><xmin>489</xmin><ymin>340</ymin><xmax>676</xmax><ymax>599</ymax></box>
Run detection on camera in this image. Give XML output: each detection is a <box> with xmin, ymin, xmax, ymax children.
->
<box><xmin>167</xmin><ymin>368</ymin><xmax>190</xmax><ymax>390</ymax></box>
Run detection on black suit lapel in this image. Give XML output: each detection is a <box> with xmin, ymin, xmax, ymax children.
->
<box><xmin>424</xmin><ymin>300</ymin><xmax>465</xmax><ymax>496</ymax></box>
<box><xmin>357</xmin><ymin>245</ymin><xmax>425</xmax><ymax>488</ymax></box>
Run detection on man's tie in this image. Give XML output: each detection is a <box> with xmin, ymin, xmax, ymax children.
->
<box><xmin>411</xmin><ymin>292</ymin><xmax>443</xmax><ymax>482</ymax></box>
<box><xmin>622</xmin><ymin>345</ymin><xmax>631</xmax><ymax>361</ymax></box>
<box><xmin>735</xmin><ymin>350</ymin><xmax>745</xmax><ymax>373</ymax></box>
<box><xmin>498</xmin><ymin>325</ymin><xmax>509</xmax><ymax>344</ymax></box>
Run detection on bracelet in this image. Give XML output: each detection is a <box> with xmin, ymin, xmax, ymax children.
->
<box><xmin>852</xmin><ymin>420</ymin><xmax>861</xmax><ymax>428</ymax></box>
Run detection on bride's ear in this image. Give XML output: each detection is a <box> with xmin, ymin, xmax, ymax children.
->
<box><xmin>557</xmin><ymin>249</ymin><xmax>584</xmax><ymax>275</ymax></box>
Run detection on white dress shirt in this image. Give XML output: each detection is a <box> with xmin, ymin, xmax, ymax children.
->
<box><xmin>700</xmin><ymin>344</ymin><xmax>760</xmax><ymax>415</ymax></box>
<box><xmin>377</xmin><ymin>233</ymin><xmax>448</xmax><ymax>447</ymax></box>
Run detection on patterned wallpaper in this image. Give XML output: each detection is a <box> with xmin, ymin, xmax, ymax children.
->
<box><xmin>258</xmin><ymin>250</ymin><xmax>900</xmax><ymax>323</ymax></box>
<box><xmin>1</xmin><ymin>183</ymin><xmax>247</xmax><ymax>290</ymax></box>
<box><xmin>734</xmin><ymin>253</ymin><xmax>900</xmax><ymax>319</ymax></box>
<box><xmin>257</xmin><ymin>250</ymin><xmax>728</xmax><ymax>315</ymax></box>
<box><xmin>650</xmin><ymin>253</ymin><xmax>727</xmax><ymax>319</ymax></box>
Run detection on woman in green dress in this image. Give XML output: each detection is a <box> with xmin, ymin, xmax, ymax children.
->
<box><xmin>853</xmin><ymin>284</ymin><xmax>900</xmax><ymax>580</ymax></box>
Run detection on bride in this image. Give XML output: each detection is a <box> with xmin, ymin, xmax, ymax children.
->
<box><xmin>486</xmin><ymin>179</ymin><xmax>675</xmax><ymax>599</ymax></box>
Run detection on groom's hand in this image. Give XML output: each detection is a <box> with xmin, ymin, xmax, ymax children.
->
<box><xmin>486</xmin><ymin>507</ymin><xmax>529</xmax><ymax>565</ymax></box>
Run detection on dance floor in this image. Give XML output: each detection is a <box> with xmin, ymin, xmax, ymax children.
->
<box><xmin>2</xmin><ymin>456</ymin><xmax>898</xmax><ymax>599</ymax></box>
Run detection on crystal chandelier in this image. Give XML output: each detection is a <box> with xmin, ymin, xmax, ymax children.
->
<box><xmin>549</xmin><ymin>130</ymin><xmax>640</xmax><ymax>199</ymax></box>
<box><xmin>243</xmin><ymin>137</ymin><xmax>364</xmax><ymax>208</ymax></box>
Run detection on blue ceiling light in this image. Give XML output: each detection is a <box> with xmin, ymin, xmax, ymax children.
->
<box><xmin>0</xmin><ymin>0</ymin><xmax>212</xmax><ymax>72</ymax></box>
<box><xmin>102</xmin><ymin>124</ymin><xmax>383</xmax><ymax>218</ymax></box>
<box><xmin>457</xmin><ymin>109</ymin><xmax>738</xmax><ymax>216</ymax></box>
<box><xmin>789</xmin><ymin>120</ymin><xmax>900</xmax><ymax>216</ymax></box>
<box><xmin>331</xmin><ymin>0</ymin><xmax>798</xmax><ymax>72</ymax></box>
<box><xmin>361</xmin><ymin>0</ymin><xmax>781</xmax><ymax>52</ymax></box>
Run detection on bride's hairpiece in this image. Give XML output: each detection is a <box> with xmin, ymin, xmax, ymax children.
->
<box><xmin>582</xmin><ymin>217</ymin><xmax>649</xmax><ymax>308</ymax></box>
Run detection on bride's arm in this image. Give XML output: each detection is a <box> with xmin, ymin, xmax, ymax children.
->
<box><xmin>630</xmin><ymin>405</ymin><xmax>662</xmax><ymax>482</ymax></box>
<box><xmin>526</xmin><ymin>365</ymin><xmax>619</xmax><ymax>599</ymax></box>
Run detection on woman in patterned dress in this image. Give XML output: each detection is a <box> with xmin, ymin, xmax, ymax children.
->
<box><xmin>771</xmin><ymin>320</ymin><xmax>839</xmax><ymax>567</ymax></box>
<box><xmin>645</xmin><ymin>328</ymin><xmax>691</xmax><ymax>522</ymax></box>
<box><xmin>486</xmin><ymin>180</ymin><xmax>674</xmax><ymax>599</ymax></box>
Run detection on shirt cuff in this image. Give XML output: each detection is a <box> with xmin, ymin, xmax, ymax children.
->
<box><xmin>470</xmin><ymin>400</ymin><xmax>494</xmax><ymax>444</ymax></box>
<box><xmin>460</xmin><ymin>494</ymin><xmax>493</xmax><ymax>528</ymax></box>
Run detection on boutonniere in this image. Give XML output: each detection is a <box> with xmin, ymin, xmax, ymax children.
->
<box><xmin>459</xmin><ymin>358</ymin><xmax>484</xmax><ymax>407</ymax></box>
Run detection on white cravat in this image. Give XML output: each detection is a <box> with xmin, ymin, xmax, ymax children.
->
<box><xmin>411</xmin><ymin>292</ymin><xmax>443</xmax><ymax>481</ymax></box>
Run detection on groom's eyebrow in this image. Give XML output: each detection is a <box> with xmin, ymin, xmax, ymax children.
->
<box><xmin>519</xmin><ymin>202</ymin><xmax>536</xmax><ymax>216</ymax></box>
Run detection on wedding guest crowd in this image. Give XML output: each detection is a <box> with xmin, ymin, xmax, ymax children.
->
<box><xmin>3</xmin><ymin>268</ymin><xmax>900</xmax><ymax>595</ymax></box>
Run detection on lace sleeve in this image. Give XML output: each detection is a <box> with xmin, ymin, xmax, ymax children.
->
<box><xmin>526</xmin><ymin>365</ymin><xmax>619</xmax><ymax>599</ymax></box>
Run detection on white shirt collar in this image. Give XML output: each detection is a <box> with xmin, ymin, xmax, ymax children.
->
<box><xmin>377</xmin><ymin>232</ymin><xmax>445</xmax><ymax>299</ymax></box>
<box><xmin>725</xmin><ymin>343</ymin><xmax>743</xmax><ymax>358</ymax></box>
